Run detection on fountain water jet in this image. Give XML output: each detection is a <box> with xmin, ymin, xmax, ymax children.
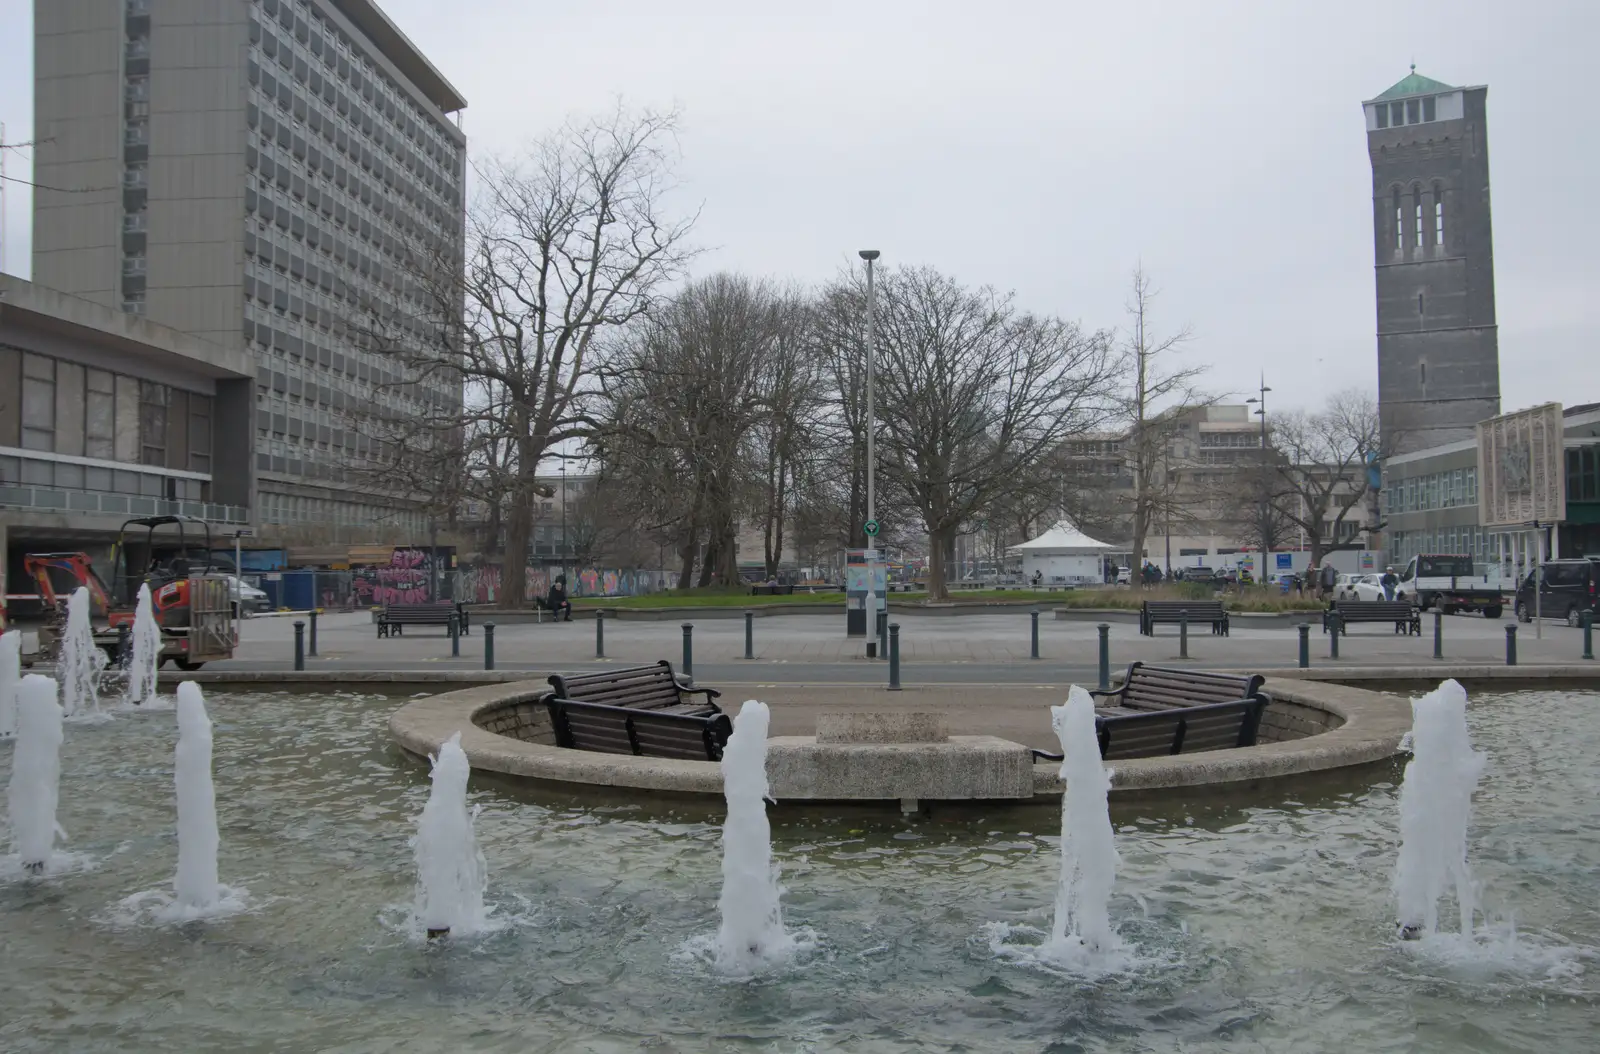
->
<box><xmin>7</xmin><ymin>675</ymin><xmax>66</xmax><ymax>873</ymax></box>
<box><xmin>1044</xmin><ymin>685</ymin><xmax>1122</xmax><ymax>960</ymax></box>
<box><xmin>174</xmin><ymin>682</ymin><xmax>221</xmax><ymax>909</ymax></box>
<box><xmin>1394</xmin><ymin>679</ymin><xmax>1485</xmax><ymax>941</ymax></box>
<box><xmin>126</xmin><ymin>584</ymin><xmax>161</xmax><ymax>707</ymax></box>
<box><xmin>0</xmin><ymin>629</ymin><xmax>20</xmax><ymax>738</ymax></box>
<box><xmin>60</xmin><ymin>587</ymin><xmax>103</xmax><ymax>718</ymax></box>
<box><xmin>413</xmin><ymin>731</ymin><xmax>486</xmax><ymax>939</ymax></box>
<box><xmin>714</xmin><ymin>699</ymin><xmax>795</xmax><ymax>975</ymax></box>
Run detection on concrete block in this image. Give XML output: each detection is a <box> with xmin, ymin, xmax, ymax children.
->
<box><xmin>767</xmin><ymin>736</ymin><xmax>1033</xmax><ymax>800</ymax></box>
<box><xmin>814</xmin><ymin>711</ymin><xmax>949</xmax><ymax>744</ymax></box>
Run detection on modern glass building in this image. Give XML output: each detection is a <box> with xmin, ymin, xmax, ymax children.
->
<box><xmin>31</xmin><ymin>0</ymin><xmax>466</xmax><ymax>539</ymax></box>
<box><xmin>1383</xmin><ymin>403</ymin><xmax>1600</xmax><ymax>573</ymax></box>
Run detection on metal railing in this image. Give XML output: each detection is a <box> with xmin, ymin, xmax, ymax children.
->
<box><xmin>0</xmin><ymin>485</ymin><xmax>248</xmax><ymax>525</ymax></box>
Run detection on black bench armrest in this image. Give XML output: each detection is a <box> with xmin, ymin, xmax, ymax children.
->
<box><xmin>1031</xmin><ymin>748</ymin><xmax>1065</xmax><ymax>762</ymax></box>
<box><xmin>672</xmin><ymin>674</ymin><xmax>721</xmax><ymax>708</ymax></box>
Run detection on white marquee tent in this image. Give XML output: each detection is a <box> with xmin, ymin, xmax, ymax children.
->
<box><xmin>1008</xmin><ymin>522</ymin><xmax>1115</xmax><ymax>585</ymax></box>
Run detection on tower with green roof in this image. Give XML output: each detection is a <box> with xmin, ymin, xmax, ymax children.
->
<box><xmin>1363</xmin><ymin>67</ymin><xmax>1500</xmax><ymax>456</ymax></box>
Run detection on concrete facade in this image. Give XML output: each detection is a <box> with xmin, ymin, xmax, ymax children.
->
<box><xmin>1364</xmin><ymin>72</ymin><xmax>1501</xmax><ymax>456</ymax></box>
<box><xmin>0</xmin><ymin>274</ymin><xmax>254</xmax><ymax>613</ymax></box>
<box><xmin>30</xmin><ymin>0</ymin><xmax>467</xmax><ymax>542</ymax></box>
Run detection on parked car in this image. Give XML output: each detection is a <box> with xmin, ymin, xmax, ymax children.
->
<box><xmin>227</xmin><ymin>575</ymin><xmax>269</xmax><ymax>618</ymax></box>
<box><xmin>1115</xmin><ymin>566</ymin><xmax>1132</xmax><ymax>585</ymax></box>
<box><xmin>1338</xmin><ymin>573</ymin><xmax>1388</xmax><ymax>602</ymax></box>
<box><xmin>1513</xmin><ymin>559</ymin><xmax>1599</xmax><ymax>626</ymax></box>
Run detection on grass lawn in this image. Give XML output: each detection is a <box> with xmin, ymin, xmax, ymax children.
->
<box><xmin>575</xmin><ymin>584</ymin><xmax>1324</xmax><ymax>612</ymax></box>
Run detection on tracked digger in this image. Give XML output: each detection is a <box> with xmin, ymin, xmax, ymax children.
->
<box><xmin>22</xmin><ymin>515</ymin><xmax>235</xmax><ymax>670</ymax></box>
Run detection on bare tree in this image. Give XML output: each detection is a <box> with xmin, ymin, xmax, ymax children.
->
<box><xmin>870</xmin><ymin>266</ymin><xmax>1116</xmax><ymax>598</ymax></box>
<box><xmin>596</xmin><ymin>274</ymin><xmax>787</xmax><ymax>588</ymax></box>
<box><xmin>1266</xmin><ymin>390</ymin><xmax>1389</xmax><ymax>567</ymax></box>
<box><xmin>356</xmin><ymin>105</ymin><xmax>697</xmax><ymax>605</ymax></box>
<box><xmin>1114</xmin><ymin>267</ymin><xmax>1210</xmax><ymax>573</ymax></box>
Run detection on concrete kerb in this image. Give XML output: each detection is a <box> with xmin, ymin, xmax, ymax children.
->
<box><xmin>384</xmin><ymin>673</ymin><xmax>1422</xmax><ymax>802</ymax></box>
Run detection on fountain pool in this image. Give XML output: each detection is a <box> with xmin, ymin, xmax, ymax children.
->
<box><xmin>1</xmin><ymin>688</ymin><xmax>1596</xmax><ymax>1052</ymax></box>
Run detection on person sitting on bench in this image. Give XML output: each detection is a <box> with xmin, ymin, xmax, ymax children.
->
<box><xmin>547</xmin><ymin>575</ymin><xmax>573</xmax><ymax>622</ymax></box>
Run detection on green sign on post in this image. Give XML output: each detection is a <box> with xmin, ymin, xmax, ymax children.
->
<box><xmin>863</xmin><ymin>519</ymin><xmax>880</xmax><ymax>537</ymax></box>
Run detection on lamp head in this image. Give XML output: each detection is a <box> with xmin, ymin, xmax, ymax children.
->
<box><xmin>858</xmin><ymin>250</ymin><xmax>880</xmax><ymax>262</ymax></box>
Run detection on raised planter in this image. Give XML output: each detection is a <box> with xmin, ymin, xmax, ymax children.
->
<box><xmin>388</xmin><ymin>675</ymin><xmax>1413</xmax><ymax>803</ymax></box>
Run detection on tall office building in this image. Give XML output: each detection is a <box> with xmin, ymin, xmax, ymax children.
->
<box><xmin>32</xmin><ymin>0</ymin><xmax>466</xmax><ymax>538</ymax></box>
<box><xmin>1362</xmin><ymin>68</ymin><xmax>1500</xmax><ymax>457</ymax></box>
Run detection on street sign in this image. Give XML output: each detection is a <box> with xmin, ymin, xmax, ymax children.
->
<box><xmin>863</xmin><ymin>519</ymin><xmax>880</xmax><ymax>537</ymax></box>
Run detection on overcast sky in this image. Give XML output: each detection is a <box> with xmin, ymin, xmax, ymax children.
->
<box><xmin>2</xmin><ymin>0</ymin><xmax>1596</xmax><ymax>414</ymax></box>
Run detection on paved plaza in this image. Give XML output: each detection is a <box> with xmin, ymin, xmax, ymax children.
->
<box><xmin>218</xmin><ymin>607</ymin><xmax>1596</xmax><ymax>685</ymax></box>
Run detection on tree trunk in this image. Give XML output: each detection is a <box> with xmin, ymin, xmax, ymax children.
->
<box><xmin>677</xmin><ymin>526</ymin><xmax>699</xmax><ymax>589</ymax></box>
<box><xmin>927</xmin><ymin>524</ymin><xmax>955</xmax><ymax>600</ymax></box>
<box><xmin>697</xmin><ymin>541</ymin><xmax>716</xmax><ymax>587</ymax></box>
<box><xmin>502</xmin><ymin>492</ymin><xmax>531</xmax><ymax>608</ymax></box>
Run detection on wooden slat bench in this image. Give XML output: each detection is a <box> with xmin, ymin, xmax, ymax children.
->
<box><xmin>1322</xmin><ymin>600</ymin><xmax>1420</xmax><ymax>635</ymax></box>
<box><xmin>1090</xmin><ymin>662</ymin><xmax>1264</xmax><ymax>714</ymax></box>
<box><xmin>750</xmin><ymin>584</ymin><xmax>795</xmax><ymax>596</ymax></box>
<box><xmin>547</xmin><ymin>698</ymin><xmax>734</xmax><ymax>760</ymax></box>
<box><xmin>544</xmin><ymin>661</ymin><xmax>728</xmax><ymax>760</ymax></box>
<box><xmin>1140</xmin><ymin>600</ymin><xmax>1229</xmax><ymax>636</ymax></box>
<box><xmin>546</xmin><ymin>660</ymin><xmax>720</xmax><ymax>714</ymax></box>
<box><xmin>1033</xmin><ymin>663</ymin><xmax>1269</xmax><ymax>761</ymax></box>
<box><xmin>1093</xmin><ymin>698</ymin><xmax>1268</xmax><ymax>759</ymax></box>
<box><xmin>376</xmin><ymin>602</ymin><xmax>468</xmax><ymax>638</ymax></box>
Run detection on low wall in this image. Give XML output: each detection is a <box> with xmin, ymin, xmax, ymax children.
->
<box><xmin>388</xmin><ymin>674</ymin><xmax>1411</xmax><ymax>803</ymax></box>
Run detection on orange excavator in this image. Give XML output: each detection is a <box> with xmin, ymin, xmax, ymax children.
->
<box><xmin>22</xmin><ymin>515</ymin><xmax>236</xmax><ymax>670</ymax></box>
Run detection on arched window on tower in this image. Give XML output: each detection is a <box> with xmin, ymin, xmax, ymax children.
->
<box><xmin>1394</xmin><ymin>188</ymin><xmax>1403</xmax><ymax>250</ymax></box>
<box><xmin>1433</xmin><ymin>183</ymin><xmax>1444</xmax><ymax>245</ymax></box>
<box><xmin>1414</xmin><ymin>185</ymin><xmax>1424</xmax><ymax>246</ymax></box>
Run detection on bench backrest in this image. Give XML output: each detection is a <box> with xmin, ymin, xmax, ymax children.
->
<box><xmin>548</xmin><ymin>660</ymin><xmax>686</xmax><ymax>711</ymax></box>
<box><xmin>549</xmin><ymin>698</ymin><xmax>732</xmax><ymax>760</ymax></box>
<box><xmin>1142</xmin><ymin>600</ymin><xmax>1226</xmax><ymax>618</ymax></box>
<box><xmin>1097</xmin><ymin>698</ymin><xmax>1267</xmax><ymax>759</ymax></box>
<box><xmin>1329</xmin><ymin>601</ymin><xmax>1414</xmax><ymax>615</ymax></box>
<box><xmin>1117</xmin><ymin>662</ymin><xmax>1264</xmax><ymax>711</ymax></box>
<box><xmin>382</xmin><ymin>603</ymin><xmax>459</xmax><ymax>619</ymax></box>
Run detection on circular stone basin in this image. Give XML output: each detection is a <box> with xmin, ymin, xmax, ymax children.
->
<box><xmin>2</xmin><ymin>689</ymin><xmax>1597</xmax><ymax>1049</ymax></box>
<box><xmin>387</xmin><ymin>677</ymin><xmax>1410</xmax><ymax>801</ymax></box>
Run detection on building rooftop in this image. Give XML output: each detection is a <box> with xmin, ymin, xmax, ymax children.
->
<box><xmin>0</xmin><ymin>276</ymin><xmax>253</xmax><ymax>380</ymax></box>
<box><xmin>330</xmin><ymin>0</ymin><xmax>467</xmax><ymax>114</ymax></box>
<box><xmin>1371</xmin><ymin>66</ymin><xmax>1456</xmax><ymax>102</ymax></box>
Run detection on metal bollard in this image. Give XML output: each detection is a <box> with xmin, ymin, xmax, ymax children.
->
<box><xmin>878</xmin><ymin>610</ymin><xmax>888</xmax><ymax>661</ymax></box>
<box><xmin>1298</xmin><ymin>623</ymin><xmax>1310</xmax><ymax>669</ymax></box>
<box><xmin>1584</xmin><ymin>610</ymin><xmax>1594</xmax><ymax>661</ymax></box>
<box><xmin>117</xmin><ymin>623</ymin><xmax>132</xmax><ymax>669</ymax></box>
<box><xmin>1433</xmin><ymin>609</ymin><xmax>1443</xmax><ymax>660</ymax></box>
<box><xmin>888</xmin><ymin>622</ymin><xmax>901</xmax><ymax>690</ymax></box>
<box><xmin>744</xmin><ymin>610</ymin><xmax>754</xmax><ymax>660</ymax></box>
<box><xmin>1179</xmin><ymin>609</ymin><xmax>1189</xmax><ymax>660</ymax></box>
<box><xmin>293</xmin><ymin>620</ymin><xmax>305</xmax><ymax>671</ymax></box>
<box><xmin>1504</xmin><ymin>623</ymin><xmax>1517</xmax><ymax>666</ymax></box>
<box><xmin>484</xmin><ymin>622</ymin><xmax>495</xmax><ymax>671</ymax></box>
<box><xmin>450</xmin><ymin>612</ymin><xmax>460</xmax><ymax>658</ymax></box>
<box><xmin>1097</xmin><ymin>623</ymin><xmax>1111</xmax><ymax>689</ymax></box>
<box><xmin>1329</xmin><ymin>612</ymin><xmax>1341</xmax><ymax>660</ymax></box>
<box><xmin>308</xmin><ymin>608</ymin><xmax>319</xmax><ymax>657</ymax></box>
<box><xmin>1030</xmin><ymin>609</ymin><xmax>1040</xmax><ymax>660</ymax></box>
<box><xmin>595</xmin><ymin>610</ymin><xmax>605</xmax><ymax>659</ymax></box>
<box><xmin>681</xmin><ymin>622</ymin><xmax>694</xmax><ymax>680</ymax></box>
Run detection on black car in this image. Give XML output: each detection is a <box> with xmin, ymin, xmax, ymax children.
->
<box><xmin>1513</xmin><ymin>558</ymin><xmax>1600</xmax><ymax>626</ymax></box>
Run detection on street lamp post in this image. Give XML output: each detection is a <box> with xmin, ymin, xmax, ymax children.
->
<box><xmin>560</xmin><ymin>463</ymin><xmax>567</xmax><ymax>585</ymax></box>
<box><xmin>859</xmin><ymin>250</ymin><xmax>880</xmax><ymax>543</ymax></box>
<box><xmin>1245</xmin><ymin>374</ymin><xmax>1272</xmax><ymax>581</ymax></box>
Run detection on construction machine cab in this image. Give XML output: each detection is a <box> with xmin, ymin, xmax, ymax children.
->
<box><xmin>109</xmin><ymin>515</ymin><xmax>216</xmax><ymax>608</ymax></box>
